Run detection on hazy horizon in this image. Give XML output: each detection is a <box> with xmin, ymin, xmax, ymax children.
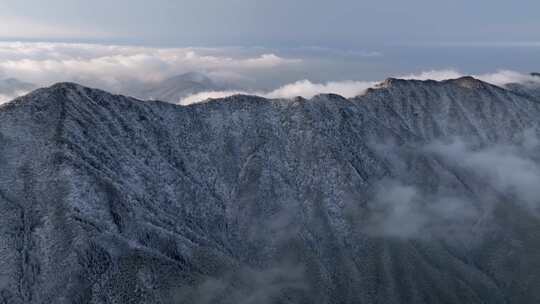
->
<box><xmin>0</xmin><ymin>0</ymin><xmax>539</xmax><ymax>103</ymax></box>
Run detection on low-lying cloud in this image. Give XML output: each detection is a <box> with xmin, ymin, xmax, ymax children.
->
<box><xmin>359</xmin><ymin>179</ymin><xmax>480</xmax><ymax>240</ymax></box>
<box><xmin>173</xmin><ymin>197</ymin><xmax>307</xmax><ymax>304</ymax></box>
<box><xmin>358</xmin><ymin>131</ymin><xmax>540</xmax><ymax>240</ymax></box>
<box><xmin>427</xmin><ymin>133</ymin><xmax>540</xmax><ymax>213</ymax></box>
<box><xmin>173</xmin><ymin>263</ymin><xmax>306</xmax><ymax>304</ymax></box>
<box><xmin>264</xmin><ymin>80</ymin><xmax>377</xmax><ymax>100</ymax></box>
<box><xmin>180</xmin><ymin>69</ymin><xmax>540</xmax><ymax>105</ymax></box>
<box><xmin>179</xmin><ymin>80</ymin><xmax>378</xmax><ymax>105</ymax></box>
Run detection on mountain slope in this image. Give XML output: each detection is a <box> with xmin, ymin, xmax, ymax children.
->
<box><xmin>0</xmin><ymin>79</ymin><xmax>539</xmax><ymax>303</ymax></box>
<box><xmin>506</xmin><ymin>86</ymin><xmax>540</xmax><ymax>102</ymax></box>
<box><xmin>504</xmin><ymin>72</ymin><xmax>540</xmax><ymax>100</ymax></box>
<box><xmin>356</xmin><ymin>77</ymin><xmax>540</xmax><ymax>141</ymax></box>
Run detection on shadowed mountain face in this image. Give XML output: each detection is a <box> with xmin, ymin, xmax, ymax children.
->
<box><xmin>0</xmin><ymin>78</ymin><xmax>540</xmax><ymax>303</ymax></box>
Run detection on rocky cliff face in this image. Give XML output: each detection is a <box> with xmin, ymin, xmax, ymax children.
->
<box><xmin>0</xmin><ymin>78</ymin><xmax>539</xmax><ymax>303</ymax></box>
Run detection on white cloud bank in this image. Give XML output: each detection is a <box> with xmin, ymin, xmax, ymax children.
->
<box><xmin>0</xmin><ymin>42</ymin><xmax>301</xmax><ymax>93</ymax></box>
<box><xmin>179</xmin><ymin>80</ymin><xmax>378</xmax><ymax>105</ymax></box>
<box><xmin>0</xmin><ymin>42</ymin><xmax>539</xmax><ymax>105</ymax></box>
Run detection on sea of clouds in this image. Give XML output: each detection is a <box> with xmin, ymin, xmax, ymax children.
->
<box><xmin>0</xmin><ymin>42</ymin><xmax>539</xmax><ymax>105</ymax></box>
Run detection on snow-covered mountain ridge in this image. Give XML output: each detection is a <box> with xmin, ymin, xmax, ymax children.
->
<box><xmin>0</xmin><ymin>76</ymin><xmax>539</xmax><ymax>303</ymax></box>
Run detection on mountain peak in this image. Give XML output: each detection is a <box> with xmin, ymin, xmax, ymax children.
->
<box><xmin>48</xmin><ymin>82</ymin><xmax>87</xmax><ymax>91</ymax></box>
<box><xmin>38</xmin><ymin>82</ymin><xmax>97</xmax><ymax>101</ymax></box>
<box><xmin>9</xmin><ymin>82</ymin><xmax>109</xmax><ymax>107</ymax></box>
<box><xmin>175</xmin><ymin>71</ymin><xmax>213</xmax><ymax>83</ymax></box>
<box><xmin>446</xmin><ymin>76</ymin><xmax>486</xmax><ymax>89</ymax></box>
<box><xmin>311</xmin><ymin>93</ymin><xmax>349</xmax><ymax>102</ymax></box>
<box><xmin>135</xmin><ymin>72</ymin><xmax>221</xmax><ymax>102</ymax></box>
<box><xmin>376</xmin><ymin>76</ymin><xmax>489</xmax><ymax>91</ymax></box>
<box><xmin>380</xmin><ymin>77</ymin><xmax>409</xmax><ymax>87</ymax></box>
<box><xmin>377</xmin><ymin>77</ymin><xmax>442</xmax><ymax>89</ymax></box>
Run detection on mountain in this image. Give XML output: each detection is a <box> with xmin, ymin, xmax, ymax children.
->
<box><xmin>0</xmin><ymin>78</ymin><xmax>37</xmax><ymax>104</ymax></box>
<box><xmin>0</xmin><ymin>77</ymin><xmax>540</xmax><ymax>303</ymax></box>
<box><xmin>135</xmin><ymin>72</ymin><xmax>222</xmax><ymax>103</ymax></box>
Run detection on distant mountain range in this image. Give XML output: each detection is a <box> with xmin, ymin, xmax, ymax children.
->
<box><xmin>133</xmin><ymin>72</ymin><xmax>223</xmax><ymax>103</ymax></box>
<box><xmin>1</xmin><ymin>74</ymin><xmax>540</xmax><ymax>303</ymax></box>
<box><xmin>0</xmin><ymin>72</ymin><xmax>223</xmax><ymax>105</ymax></box>
<box><xmin>2</xmin><ymin>71</ymin><xmax>539</xmax><ymax>105</ymax></box>
<box><xmin>0</xmin><ymin>78</ymin><xmax>37</xmax><ymax>103</ymax></box>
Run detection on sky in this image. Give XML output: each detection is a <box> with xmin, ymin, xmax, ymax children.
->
<box><xmin>0</xmin><ymin>0</ymin><xmax>539</xmax><ymax>103</ymax></box>
<box><xmin>2</xmin><ymin>0</ymin><xmax>539</xmax><ymax>47</ymax></box>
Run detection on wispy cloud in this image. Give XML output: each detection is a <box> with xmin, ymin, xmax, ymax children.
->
<box><xmin>173</xmin><ymin>195</ymin><xmax>307</xmax><ymax>304</ymax></box>
<box><xmin>0</xmin><ymin>90</ymin><xmax>29</xmax><ymax>105</ymax></box>
<box><xmin>355</xmin><ymin>131</ymin><xmax>540</xmax><ymax>240</ymax></box>
<box><xmin>427</xmin><ymin>132</ymin><xmax>540</xmax><ymax>213</ymax></box>
<box><xmin>397</xmin><ymin>69</ymin><xmax>464</xmax><ymax>81</ymax></box>
<box><xmin>356</xmin><ymin>179</ymin><xmax>480</xmax><ymax>240</ymax></box>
